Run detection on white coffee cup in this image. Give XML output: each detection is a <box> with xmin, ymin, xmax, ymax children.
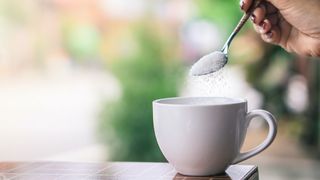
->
<box><xmin>153</xmin><ymin>97</ymin><xmax>277</xmax><ymax>176</ymax></box>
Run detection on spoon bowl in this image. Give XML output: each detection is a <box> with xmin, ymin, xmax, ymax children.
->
<box><xmin>190</xmin><ymin>51</ymin><xmax>227</xmax><ymax>76</ymax></box>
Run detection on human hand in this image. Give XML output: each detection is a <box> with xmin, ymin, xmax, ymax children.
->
<box><xmin>240</xmin><ymin>0</ymin><xmax>320</xmax><ymax>57</ymax></box>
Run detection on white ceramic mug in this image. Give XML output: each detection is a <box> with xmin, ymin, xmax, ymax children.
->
<box><xmin>153</xmin><ymin>97</ymin><xmax>277</xmax><ymax>176</ymax></box>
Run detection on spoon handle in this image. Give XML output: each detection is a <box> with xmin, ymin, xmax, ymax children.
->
<box><xmin>222</xmin><ymin>0</ymin><xmax>262</xmax><ymax>53</ymax></box>
<box><xmin>233</xmin><ymin>0</ymin><xmax>262</xmax><ymax>36</ymax></box>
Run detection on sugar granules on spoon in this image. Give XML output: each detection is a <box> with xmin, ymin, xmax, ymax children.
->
<box><xmin>190</xmin><ymin>51</ymin><xmax>227</xmax><ymax>76</ymax></box>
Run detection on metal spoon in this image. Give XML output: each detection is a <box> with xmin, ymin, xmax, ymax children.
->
<box><xmin>190</xmin><ymin>0</ymin><xmax>262</xmax><ymax>76</ymax></box>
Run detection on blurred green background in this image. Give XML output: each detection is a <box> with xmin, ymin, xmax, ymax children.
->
<box><xmin>0</xmin><ymin>0</ymin><xmax>320</xmax><ymax>179</ymax></box>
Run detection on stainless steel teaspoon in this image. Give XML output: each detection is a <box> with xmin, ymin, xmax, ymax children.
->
<box><xmin>191</xmin><ymin>0</ymin><xmax>262</xmax><ymax>76</ymax></box>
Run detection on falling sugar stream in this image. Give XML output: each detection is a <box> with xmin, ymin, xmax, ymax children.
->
<box><xmin>184</xmin><ymin>68</ymin><xmax>229</xmax><ymax>97</ymax></box>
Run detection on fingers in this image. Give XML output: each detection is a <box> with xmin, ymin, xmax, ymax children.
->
<box><xmin>261</xmin><ymin>26</ymin><xmax>281</xmax><ymax>45</ymax></box>
<box><xmin>252</xmin><ymin>13</ymin><xmax>281</xmax><ymax>44</ymax></box>
<box><xmin>240</xmin><ymin>0</ymin><xmax>253</xmax><ymax>12</ymax></box>
<box><xmin>240</xmin><ymin>0</ymin><xmax>278</xmax><ymax>14</ymax></box>
<box><xmin>240</xmin><ymin>0</ymin><xmax>278</xmax><ymax>20</ymax></box>
<box><xmin>251</xmin><ymin>4</ymin><xmax>267</xmax><ymax>24</ymax></box>
<box><xmin>240</xmin><ymin>0</ymin><xmax>282</xmax><ymax>45</ymax></box>
<box><xmin>266</xmin><ymin>13</ymin><xmax>279</xmax><ymax>26</ymax></box>
<box><xmin>253</xmin><ymin>19</ymin><xmax>271</xmax><ymax>34</ymax></box>
<box><xmin>253</xmin><ymin>13</ymin><xmax>279</xmax><ymax>32</ymax></box>
<box><xmin>265</xmin><ymin>2</ymin><xmax>277</xmax><ymax>14</ymax></box>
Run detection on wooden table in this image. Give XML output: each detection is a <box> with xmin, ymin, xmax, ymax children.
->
<box><xmin>0</xmin><ymin>162</ymin><xmax>258</xmax><ymax>180</ymax></box>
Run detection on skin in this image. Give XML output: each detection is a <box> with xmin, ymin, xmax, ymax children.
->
<box><xmin>240</xmin><ymin>0</ymin><xmax>320</xmax><ymax>57</ymax></box>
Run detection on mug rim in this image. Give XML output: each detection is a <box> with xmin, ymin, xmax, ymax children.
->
<box><xmin>153</xmin><ymin>97</ymin><xmax>247</xmax><ymax>107</ymax></box>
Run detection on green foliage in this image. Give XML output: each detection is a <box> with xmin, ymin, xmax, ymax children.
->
<box><xmin>194</xmin><ymin>0</ymin><xmax>243</xmax><ymax>32</ymax></box>
<box><xmin>100</xmin><ymin>25</ymin><xmax>183</xmax><ymax>161</ymax></box>
<box><xmin>63</xmin><ymin>23</ymin><xmax>101</xmax><ymax>61</ymax></box>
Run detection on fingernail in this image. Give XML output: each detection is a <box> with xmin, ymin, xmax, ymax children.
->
<box><xmin>266</xmin><ymin>31</ymin><xmax>273</xmax><ymax>39</ymax></box>
<box><xmin>259</xmin><ymin>20</ymin><xmax>267</xmax><ymax>32</ymax></box>
<box><xmin>240</xmin><ymin>0</ymin><xmax>245</xmax><ymax>10</ymax></box>
<box><xmin>250</xmin><ymin>15</ymin><xmax>256</xmax><ymax>23</ymax></box>
<box><xmin>260</xmin><ymin>20</ymin><xmax>267</xmax><ymax>30</ymax></box>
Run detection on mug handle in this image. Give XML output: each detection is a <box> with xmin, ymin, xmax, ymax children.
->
<box><xmin>233</xmin><ymin>110</ymin><xmax>277</xmax><ymax>164</ymax></box>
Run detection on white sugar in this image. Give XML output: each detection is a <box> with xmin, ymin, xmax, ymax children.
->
<box><xmin>183</xmin><ymin>68</ymin><xmax>229</xmax><ymax>97</ymax></box>
<box><xmin>190</xmin><ymin>51</ymin><xmax>227</xmax><ymax>76</ymax></box>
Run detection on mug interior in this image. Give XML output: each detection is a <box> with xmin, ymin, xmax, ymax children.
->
<box><xmin>154</xmin><ymin>97</ymin><xmax>246</xmax><ymax>106</ymax></box>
